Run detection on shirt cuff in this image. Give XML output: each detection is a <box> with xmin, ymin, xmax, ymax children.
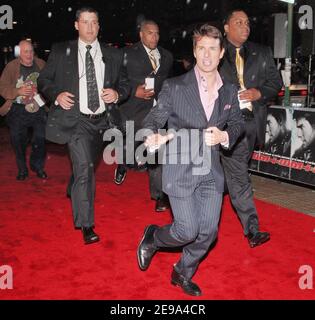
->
<box><xmin>220</xmin><ymin>131</ymin><xmax>229</xmax><ymax>148</ymax></box>
<box><xmin>113</xmin><ymin>91</ymin><xmax>119</xmax><ymax>104</ymax></box>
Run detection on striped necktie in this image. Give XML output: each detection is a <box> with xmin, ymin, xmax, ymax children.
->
<box><xmin>149</xmin><ymin>50</ymin><xmax>158</xmax><ymax>72</ymax></box>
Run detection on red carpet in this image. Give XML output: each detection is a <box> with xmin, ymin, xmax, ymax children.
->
<box><xmin>0</xmin><ymin>126</ymin><xmax>314</xmax><ymax>300</ymax></box>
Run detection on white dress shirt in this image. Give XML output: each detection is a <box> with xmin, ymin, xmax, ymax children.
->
<box><xmin>142</xmin><ymin>44</ymin><xmax>161</xmax><ymax>73</ymax></box>
<box><xmin>78</xmin><ymin>38</ymin><xmax>105</xmax><ymax>114</ymax></box>
<box><xmin>142</xmin><ymin>44</ymin><xmax>160</xmax><ymax>106</ymax></box>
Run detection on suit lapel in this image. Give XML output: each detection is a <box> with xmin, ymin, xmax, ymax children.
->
<box><xmin>67</xmin><ymin>40</ymin><xmax>79</xmax><ymax>104</ymax></box>
<box><xmin>244</xmin><ymin>42</ymin><xmax>257</xmax><ymax>80</ymax></box>
<box><xmin>138</xmin><ymin>42</ymin><xmax>156</xmax><ymax>75</ymax></box>
<box><xmin>208</xmin><ymin>85</ymin><xmax>225</xmax><ymax>126</ymax></box>
<box><xmin>101</xmin><ymin>45</ymin><xmax>112</xmax><ymax>88</ymax></box>
<box><xmin>155</xmin><ymin>46</ymin><xmax>164</xmax><ymax>75</ymax></box>
<box><xmin>182</xmin><ymin>70</ymin><xmax>208</xmax><ymax>125</ymax></box>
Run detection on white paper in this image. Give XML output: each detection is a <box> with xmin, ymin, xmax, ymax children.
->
<box><xmin>238</xmin><ymin>89</ymin><xmax>252</xmax><ymax>110</ymax></box>
<box><xmin>33</xmin><ymin>94</ymin><xmax>46</xmax><ymax>107</ymax></box>
<box><xmin>145</xmin><ymin>77</ymin><xmax>155</xmax><ymax>90</ymax></box>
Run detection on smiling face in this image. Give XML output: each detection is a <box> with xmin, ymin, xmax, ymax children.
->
<box><xmin>75</xmin><ymin>11</ymin><xmax>99</xmax><ymax>44</ymax></box>
<box><xmin>193</xmin><ymin>36</ymin><xmax>224</xmax><ymax>75</ymax></box>
<box><xmin>224</xmin><ymin>10</ymin><xmax>250</xmax><ymax>47</ymax></box>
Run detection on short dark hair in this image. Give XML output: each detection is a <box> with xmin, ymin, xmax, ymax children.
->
<box><xmin>192</xmin><ymin>23</ymin><xmax>224</xmax><ymax>49</ymax></box>
<box><xmin>223</xmin><ymin>9</ymin><xmax>248</xmax><ymax>25</ymax></box>
<box><xmin>75</xmin><ymin>7</ymin><xmax>99</xmax><ymax>21</ymax></box>
<box><xmin>139</xmin><ymin>20</ymin><xmax>159</xmax><ymax>31</ymax></box>
<box><xmin>293</xmin><ymin>111</ymin><xmax>315</xmax><ymax>127</ymax></box>
<box><xmin>268</xmin><ymin>108</ymin><xmax>287</xmax><ymax>125</ymax></box>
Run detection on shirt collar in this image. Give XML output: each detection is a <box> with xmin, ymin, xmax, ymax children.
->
<box><xmin>142</xmin><ymin>43</ymin><xmax>159</xmax><ymax>55</ymax></box>
<box><xmin>194</xmin><ymin>66</ymin><xmax>223</xmax><ymax>91</ymax></box>
<box><xmin>78</xmin><ymin>38</ymin><xmax>99</xmax><ymax>51</ymax></box>
<box><xmin>224</xmin><ymin>38</ymin><xmax>247</xmax><ymax>59</ymax></box>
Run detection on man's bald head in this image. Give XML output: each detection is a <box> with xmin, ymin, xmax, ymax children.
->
<box><xmin>19</xmin><ymin>40</ymin><xmax>34</xmax><ymax>66</ymax></box>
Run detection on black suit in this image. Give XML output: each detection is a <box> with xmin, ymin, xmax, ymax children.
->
<box><xmin>119</xmin><ymin>42</ymin><xmax>173</xmax><ymax>200</ymax></box>
<box><xmin>143</xmin><ymin>69</ymin><xmax>244</xmax><ymax>279</ymax></box>
<box><xmin>219</xmin><ymin>39</ymin><xmax>282</xmax><ymax>235</ymax></box>
<box><xmin>38</xmin><ymin>40</ymin><xmax>129</xmax><ymax>228</ymax></box>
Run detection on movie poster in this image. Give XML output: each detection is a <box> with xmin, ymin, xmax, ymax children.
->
<box><xmin>290</xmin><ymin>109</ymin><xmax>315</xmax><ymax>185</ymax></box>
<box><xmin>249</xmin><ymin>107</ymin><xmax>315</xmax><ymax>186</ymax></box>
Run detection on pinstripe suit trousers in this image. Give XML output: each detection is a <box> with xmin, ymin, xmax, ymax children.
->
<box><xmin>154</xmin><ymin>171</ymin><xmax>222</xmax><ymax>279</ymax></box>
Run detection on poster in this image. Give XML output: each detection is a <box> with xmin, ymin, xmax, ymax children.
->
<box><xmin>249</xmin><ymin>106</ymin><xmax>315</xmax><ymax>186</ymax></box>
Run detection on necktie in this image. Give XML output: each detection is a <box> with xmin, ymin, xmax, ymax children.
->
<box><xmin>235</xmin><ymin>48</ymin><xmax>245</xmax><ymax>89</ymax></box>
<box><xmin>148</xmin><ymin>50</ymin><xmax>158</xmax><ymax>72</ymax></box>
<box><xmin>85</xmin><ymin>45</ymin><xmax>100</xmax><ymax>113</ymax></box>
<box><xmin>235</xmin><ymin>47</ymin><xmax>252</xmax><ymax>111</ymax></box>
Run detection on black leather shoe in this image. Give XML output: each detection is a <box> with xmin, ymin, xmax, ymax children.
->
<box><xmin>36</xmin><ymin>170</ymin><xmax>48</xmax><ymax>179</ymax></box>
<box><xmin>16</xmin><ymin>171</ymin><xmax>28</xmax><ymax>181</ymax></box>
<box><xmin>247</xmin><ymin>231</ymin><xmax>270</xmax><ymax>248</ymax></box>
<box><xmin>114</xmin><ymin>165</ymin><xmax>127</xmax><ymax>185</ymax></box>
<box><xmin>155</xmin><ymin>197</ymin><xmax>170</xmax><ymax>212</ymax></box>
<box><xmin>31</xmin><ymin>167</ymin><xmax>48</xmax><ymax>179</ymax></box>
<box><xmin>137</xmin><ymin>224</ymin><xmax>158</xmax><ymax>271</ymax></box>
<box><xmin>171</xmin><ymin>268</ymin><xmax>202</xmax><ymax>296</ymax></box>
<box><xmin>82</xmin><ymin>227</ymin><xmax>100</xmax><ymax>245</ymax></box>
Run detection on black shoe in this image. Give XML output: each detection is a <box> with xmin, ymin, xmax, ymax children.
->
<box><xmin>31</xmin><ymin>167</ymin><xmax>48</xmax><ymax>179</ymax></box>
<box><xmin>16</xmin><ymin>171</ymin><xmax>28</xmax><ymax>181</ymax></box>
<box><xmin>36</xmin><ymin>170</ymin><xmax>48</xmax><ymax>179</ymax></box>
<box><xmin>247</xmin><ymin>231</ymin><xmax>270</xmax><ymax>248</ymax></box>
<box><xmin>155</xmin><ymin>197</ymin><xmax>170</xmax><ymax>212</ymax></box>
<box><xmin>114</xmin><ymin>165</ymin><xmax>127</xmax><ymax>185</ymax></box>
<box><xmin>137</xmin><ymin>224</ymin><xmax>158</xmax><ymax>271</ymax></box>
<box><xmin>171</xmin><ymin>268</ymin><xmax>202</xmax><ymax>296</ymax></box>
<box><xmin>81</xmin><ymin>227</ymin><xmax>100</xmax><ymax>245</ymax></box>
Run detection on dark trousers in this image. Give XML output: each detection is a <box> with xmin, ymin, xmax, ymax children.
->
<box><xmin>68</xmin><ymin>116</ymin><xmax>108</xmax><ymax>228</ymax></box>
<box><xmin>117</xmin><ymin>129</ymin><xmax>164</xmax><ymax>201</ymax></box>
<box><xmin>220</xmin><ymin>117</ymin><xmax>260</xmax><ymax>235</ymax></box>
<box><xmin>7</xmin><ymin>105</ymin><xmax>46</xmax><ymax>173</ymax></box>
<box><xmin>154</xmin><ymin>172</ymin><xmax>222</xmax><ymax>279</ymax></box>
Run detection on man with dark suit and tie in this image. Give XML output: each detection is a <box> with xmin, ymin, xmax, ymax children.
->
<box><xmin>114</xmin><ymin>20</ymin><xmax>173</xmax><ymax>212</ymax></box>
<box><xmin>38</xmin><ymin>7</ymin><xmax>129</xmax><ymax>245</ymax></box>
<box><xmin>137</xmin><ymin>24</ymin><xmax>244</xmax><ymax>296</ymax></box>
<box><xmin>219</xmin><ymin>9</ymin><xmax>282</xmax><ymax>247</ymax></box>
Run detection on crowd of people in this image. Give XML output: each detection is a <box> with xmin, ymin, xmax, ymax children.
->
<box><xmin>0</xmin><ymin>7</ymin><xmax>285</xmax><ymax>296</ymax></box>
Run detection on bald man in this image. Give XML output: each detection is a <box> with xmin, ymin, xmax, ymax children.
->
<box><xmin>0</xmin><ymin>40</ymin><xmax>48</xmax><ymax>180</ymax></box>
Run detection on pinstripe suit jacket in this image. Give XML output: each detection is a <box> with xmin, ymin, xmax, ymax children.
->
<box><xmin>143</xmin><ymin>69</ymin><xmax>244</xmax><ymax>197</ymax></box>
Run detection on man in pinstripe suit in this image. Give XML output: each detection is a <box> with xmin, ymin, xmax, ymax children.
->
<box><xmin>137</xmin><ymin>24</ymin><xmax>244</xmax><ymax>296</ymax></box>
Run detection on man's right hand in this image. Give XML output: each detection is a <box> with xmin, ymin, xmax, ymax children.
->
<box><xmin>135</xmin><ymin>84</ymin><xmax>154</xmax><ymax>100</ymax></box>
<box><xmin>56</xmin><ymin>92</ymin><xmax>75</xmax><ymax>110</ymax></box>
<box><xmin>17</xmin><ymin>85</ymin><xmax>33</xmax><ymax>97</ymax></box>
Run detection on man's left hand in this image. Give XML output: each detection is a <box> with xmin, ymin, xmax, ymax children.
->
<box><xmin>205</xmin><ymin>127</ymin><xmax>228</xmax><ymax>146</ymax></box>
<box><xmin>239</xmin><ymin>88</ymin><xmax>261</xmax><ymax>102</ymax></box>
<box><xmin>101</xmin><ymin>88</ymin><xmax>119</xmax><ymax>103</ymax></box>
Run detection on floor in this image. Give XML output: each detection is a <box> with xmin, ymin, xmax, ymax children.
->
<box><xmin>251</xmin><ymin>173</ymin><xmax>315</xmax><ymax>217</ymax></box>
